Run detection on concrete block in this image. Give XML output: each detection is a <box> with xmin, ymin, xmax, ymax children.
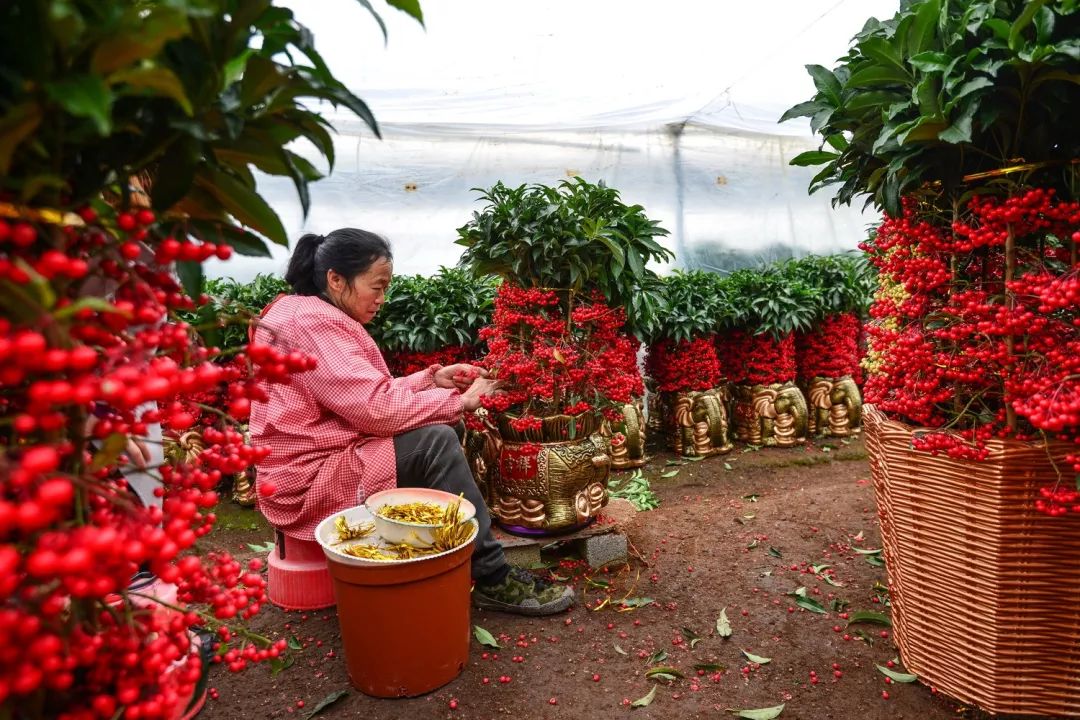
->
<box><xmin>581</xmin><ymin>533</ymin><xmax>628</xmax><ymax>569</ymax></box>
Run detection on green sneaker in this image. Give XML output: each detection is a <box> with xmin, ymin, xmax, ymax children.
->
<box><xmin>474</xmin><ymin>567</ymin><xmax>575</xmax><ymax>616</ymax></box>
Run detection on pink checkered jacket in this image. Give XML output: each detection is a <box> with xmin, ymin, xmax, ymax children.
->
<box><xmin>249</xmin><ymin>295</ymin><xmax>463</xmax><ymax>539</ymax></box>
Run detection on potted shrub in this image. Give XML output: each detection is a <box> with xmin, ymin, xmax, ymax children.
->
<box><xmin>785</xmin><ymin>254</ymin><xmax>875</xmax><ymax>436</ymax></box>
<box><xmin>717</xmin><ymin>267</ymin><xmax>813</xmax><ymax>447</ymax></box>
<box><xmin>366</xmin><ymin>267</ymin><xmax>497</xmax><ymax>375</ymax></box>
<box><xmin>644</xmin><ymin>271</ymin><xmax>734</xmax><ymax>457</ymax></box>
<box><xmin>456</xmin><ymin>178</ymin><xmax>671</xmax><ymax>532</ymax></box>
<box><xmin>785</xmin><ymin>0</ymin><xmax>1080</xmax><ymax>714</ymax></box>
<box><xmin>0</xmin><ymin>0</ymin><xmax>418</xmax><ymax>715</ymax></box>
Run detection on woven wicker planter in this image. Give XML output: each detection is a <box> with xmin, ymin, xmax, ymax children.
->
<box><xmin>864</xmin><ymin>405</ymin><xmax>1080</xmax><ymax>717</ymax></box>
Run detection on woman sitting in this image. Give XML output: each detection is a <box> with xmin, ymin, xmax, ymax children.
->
<box><xmin>250</xmin><ymin>228</ymin><xmax>573</xmax><ymax>616</ymax></box>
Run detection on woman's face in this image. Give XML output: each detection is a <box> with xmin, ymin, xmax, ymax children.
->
<box><xmin>326</xmin><ymin>256</ymin><xmax>392</xmax><ymax>324</ymax></box>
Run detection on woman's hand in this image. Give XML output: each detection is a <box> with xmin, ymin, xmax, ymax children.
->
<box><xmin>460</xmin><ymin>377</ymin><xmax>501</xmax><ymax>412</ymax></box>
<box><xmin>434</xmin><ymin>363</ymin><xmax>489</xmax><ymax>391</ymax></box>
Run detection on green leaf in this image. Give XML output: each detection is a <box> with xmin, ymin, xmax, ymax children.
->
<box><xmin>269</xmin><ymin>654</ymin><xmax>295</xmax><ymax>676</ymax></box>
<box><xmin>631</xmin><ymin>684</ymin><xmax>657</xmax><ymax>708</ymax></box>
<box><xmin>787</xmin><ymin>589</ymin><xmax>827</xmax><ymax>614</ymax></box>
<box><xmin>0</xmin><ymin>102</ymin><xmax>43</xmax><ymax>175</ymax></box>
<box><xmin>108</xmin><ymin>67</ymin><xmax>192</xmax><ymax>115</ymax></box>
<box><xmin>847</xmin><ymin>65</ymin><xmax>911</xmax><ymax>87</ymax></box>
<box><xmin>660</xmin><ymin>469</ymin><xmax>679</xmax><ymax>478</ymax></box>
<box><xmin>767</xmin><ymin>546</ymin><xmax>783</xmax><ymax>559</ymax></box>
<box><xmin>619</xmin><ymin>597</ymin><xmax>655</xmax><ymax>609</ymax></box>
<box><xmin>386</xmin><ymin>0</ymin><xmax>424</xmax><ymax>25</ymax></box>
<box><xmin>301</xmin><ymin>689</ymin><xmax>349</xmax><ymax>719</ymax></box>
<box><xmin>646</xmin><ymin>666</ymin><xmax>685</xmax><ymax>680</ymax></box>
<box><xmin>90</xmin><ymin>433</ymin><xmax>129</xmax><ymax>472</ymax></box>
<box><xmin>716</xmin><ymin>609</ymin><xmax>732</xmax><ymax>638</ymax></box>
<box><xmin>852</xmin><ymin>547</ymin><xmax>883</xmax><ymax>555</ymax></box>
<box><xmin>908</xmin><ymin>51</ymin><xmax>950</xmax><ymax>73</ymax></box>
<box><xmin>741</xmin><ymin>649</ymin><xmax>771</xmax><ymax>665</ymax></box>
<box><xmin>246</xmin><ymin>540</ymin><xmax>275</xmax><ymax>553</ymax></box>
<box><xmin>645</xmin><ymin>649</ymin><xmax>669</xmax><ymax>665</ymax></box>
<box><xmin>52</xmin><ymin>296</ymin><xmax>123</xmax><ymax>320</ymax></box>
<box><xmin>287</xmin><ymin>635</ymin><xmax>302</xmax><ymax>651</ymax></box>
<box><xmin>472</xmin><ymin>625</ymin><xmax>500</xmax><ymax>648</ymax></box>
<box><xmin>789</xmin><ymin>150</ymin><xmax>839</xmax><ymax>167</ymax></box>
<box><xmin>614</xmin><ymin>643</ymin><xmax>628</xmax><ymax>656</ymax></box>
<box><xmin>176</xmin><ymin>261</ymin><xmax>204</xmax><ymax>300</ymax></box>
<box><xmin>876</xmin><ymin>665</ymin><xmax>917</xmax><ymax>683</ymax></box>
<box><xmin>44</xmin><ymin>75</ymin><xmax>114</xmax><ymax>134</ymax></box>
<box><xmin>846</xmin><ymin>611</ymin><xmax>892</xmax><ymax>627</ymax></box>
<box><xmin>723</xmin><ymin>462</ymin><xmax>733</xmax><ymax>471</ymax></box>
<box><xmin>806</xmin><ymin>65</ymin><xmax>842</xmax><ymax>105</ymax></box>
<box><xmin>195</xmin><ymin>167</ymin><xmax>288</xmax><ymax>245</ymax></box>
<box><xmin>730</xmin><ymin>704</ymin><xmax>785</xmax><ymax>720</ymax></box>
<box><xmin>1009</xmin><ymin>0</ymin><xmax>1050</xmax><ymax>51</ymax></box>
<box><xmin>681</xmin><ymin>627</ymin><xmax>702</xmax><ymax>648</ymax></box>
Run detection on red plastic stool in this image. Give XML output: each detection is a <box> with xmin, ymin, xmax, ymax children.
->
<box><xmin>267</xmin><ymin>531</ymin><xmax>336</xmax><ymax>610</ymax></box>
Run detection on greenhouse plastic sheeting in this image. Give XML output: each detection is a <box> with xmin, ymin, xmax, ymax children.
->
<box><xmin>208</xmin><ymin>0</ymin><xmax>899</xmax><ymax>281</ymax></box>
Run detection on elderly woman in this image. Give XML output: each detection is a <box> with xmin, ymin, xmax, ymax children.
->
<box><xmin>250</xmin><ymin>228</ymin><xmax>573</xmax><ymax>616</ymax></box>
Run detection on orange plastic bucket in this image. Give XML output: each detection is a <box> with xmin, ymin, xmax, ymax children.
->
<box><xmin>316</xmin><ymin>506</ymin><xmax>478</xmax><ymax>697</ymax></box>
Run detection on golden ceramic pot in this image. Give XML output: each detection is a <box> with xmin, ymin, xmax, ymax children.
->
<box><xmin>803</xmin><ymin>375</ymin><xmax>862</xmax><ymax>437</ymax></box>
<box><xmin>488</xmin><ymin>413</ymin><xmax>611</xmax><ymax>532</ymax></box>
<box><xmin>656</xmin><ymin>386</ymin><xmax>733</xmax><ymax>458</ymax></box>
<box><xmin>732</xmin><ymin>382</ymin><xmax>808</xmax><ymax>448</ymax></box>
<box><xmin>606</xmin><ymin>398</ymin><xmax>648</xmax><ymax>470</ymax></box>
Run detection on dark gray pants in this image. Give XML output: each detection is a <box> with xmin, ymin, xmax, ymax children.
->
<box><xmin>394</xmin><ymin>424</ymin><xmax>507</xmax><ymax>580</ymax></box>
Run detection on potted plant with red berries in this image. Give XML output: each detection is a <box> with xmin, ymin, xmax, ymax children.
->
<box><xmin>0</xmin><ymin>0</ymin><xmax>418</xmax><ymax>716</ymax></box>
<box><xmin>366</xmin><ymin>267</ymin><xmax>497</xmax><ymax>376</ymax></box>
<box><xmin>785</xmin><ymin>254</ymin><xmax>875</xmax><ymax>437</ymax></box>
<box><xmin>456</xmin><ymin>178</ymin><xmax>671</xmax><ymax>532</ymax></box>
<box><xmin>717</xmin><ymin>267</ymin><xmax>813</xmax><ymax>447</ymax></box>
<box><xmin>643</xmin><ymin>270</ymin><xmax>734</xmax><ymax>457</ymax></box>
<box><xmin>785</xmin><ymin>0</ymin><xmax>1080</xmax><ymax>713</ymax></box>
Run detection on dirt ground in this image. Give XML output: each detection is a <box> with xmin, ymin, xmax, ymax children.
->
<box><xmin>196</xmin><ymin>436</ymin><xmax>990</xmax><ymax>720</ymax></box>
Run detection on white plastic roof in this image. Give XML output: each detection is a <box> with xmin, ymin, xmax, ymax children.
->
<box><xmin>208</xmin><ymin>0</ymin><xmax>900</xmax><ymax>282</ymax></box>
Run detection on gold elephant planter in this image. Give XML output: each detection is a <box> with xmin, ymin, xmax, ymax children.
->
<box><xmin>804</xmin><ymin>375</ymin><xmax>862</xmax><ymax>437</ymax></box>
<box><xmin>489</xmin><ymin>413</ymin><xmax>612</xmax><ymax>533</ymax></box>
<box><xmin>163</xmin><ymin>428</ymin><xmax>257</xmax><ymax>506</ymax></box>
<box><xmin>656</xmin><ymin>387</ymin><xmax>733</xmax><ymax>457</ymax></box>
<box><xmin>607</xmin><ymin>398</ymin><xmax>648</xmax><ymax>470</ymax></box>
<box><xmin>732</xmin><ymin>382</ymin><xmax>809</xmax><ymax>447</ymax></box>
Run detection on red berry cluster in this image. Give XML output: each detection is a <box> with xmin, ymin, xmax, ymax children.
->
<box><xmin>796</xmin><ymin>312</ymin><xmax>862</xmax><ymax>381</ymax></box>
<box><xmin>384</xmin><ymin>345</ymin><xmax>477</xmax><ymax>377</ymax></box>
<box><xmin>478</xmin><ymin>284</ymin><xmax>643</xmax><ymax>426</ymax></box>
<box><xmin>861</xmin><ymin>189</ymin><xmax>1080</xmax><ymax>515</ymax></box>
<box><xmin>718</xmin><ymin>329</ymin><xmax>797</xmax><ymax>386</ymax></box>
<box><xmin>0</xmin><ymin>207</ymin><xmax>313</xmax><ymax>716</ymax></box>
<box><xmin>645</xmin><ymin>335</ymin><xmax>722</xmax><ymax>392</ymax></box>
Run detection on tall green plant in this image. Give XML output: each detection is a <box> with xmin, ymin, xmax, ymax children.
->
<box><xmin>455</xmin><ymin>178</ymin><xmax>673</xmax><ymax>330</ymax></box>
<box><xmin>0</xmin><ymin>0</ymin><xmax>422</xmax><ymax>290</ymax></box>
<box><xmin>781</xmin><ymin>0</ymin><xmax>1080</xmax><ymax>214</ymax></box>
<box><xmin>177</xmin><ymin>273</ymin><xmax>290</xmax><ymax>351</ymax></box>
<box><xmin>647</xmin><ymin>270</ymin><xmax>729</xmax><ymax>344</ymax></box>
<box><xmin>719</xmin><ymin>267</ymin><xmax>820</xmax><ymax>339</ymax></box>
<box><xmin>366</xmin><ymin>267</ymin><xmax>498</xmax><ymax>353</ymax></box>
<box><xmin>780</xmin><ymin>253</ymin><xmax>876</xmax><ymax>322</ymax></box>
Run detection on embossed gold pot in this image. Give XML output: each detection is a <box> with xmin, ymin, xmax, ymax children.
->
<box><xmin>487</xmin><ymin>412</ymin><xmax>611</xmax><ymax>533</ymax></box>
<box><xmin>607</xmin><ymin>398</ymin><xmax>648</xmax><ymax>470</ymax></box>
<box><xmin>732</xmin><ymin>382</ymin><xmax>808</xmax><ymax>447</ymax></box>
<box><xmin>653</xmin><ymin>387</ymin><xmax>733</xmax><ymax>457</ymax></box>
<box><xmin>803</xmin><ymin>375</ymin><xmax>862</xmax><ymax>437</ymax></box>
